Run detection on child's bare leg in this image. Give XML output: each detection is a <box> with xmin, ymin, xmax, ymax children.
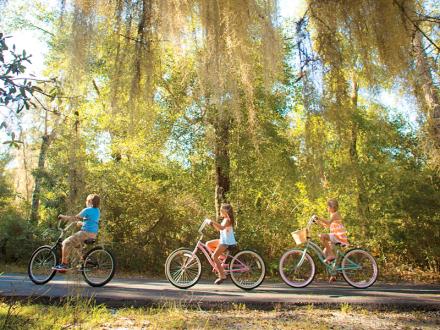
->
<box><xmin>213</xmin><ymin>245</ymin><xmax>228</xmax><ymax>280</ymax></box>
<box><xmin>320</xmin><ymin>234</ymin><xmax>335</xmax><ymax>261</ymax></box>
<box><xmin>61</xmin><ymin>245</ymin><xmax>68</xmax><ymax>264</ymax></box>
<box><xmin>326</xmin><ymin>241</ymin><xmax>335</xmax><ymax>260</ymax></box>
<box><xmin>61</xmin><ymin>239</ymin><xmax>73</xmax><ymax>265</ymax></box>
<box><xmin>206</xmin><ymin>239</ymin><xmax>219</xmax><ymax>253</ymax></box>
<box><xmin>319</xmin><ymin>234</ymin><xmax>329</xmax><ymax>257</ymax></box>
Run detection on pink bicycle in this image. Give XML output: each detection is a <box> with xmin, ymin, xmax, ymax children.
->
<box><xmin>165</xmin><ymin>219</ymin><xmax>266</xmax><ymax>290</ymax></box>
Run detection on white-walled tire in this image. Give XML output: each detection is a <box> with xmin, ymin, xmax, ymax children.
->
<box><xmin>229</xmin><ymin>250</ymin><xmax>266</xmax><ymax>290</ymax></box>
<box><xmin>341</xmin><ymin>249</ymin><xmax>378</xmax><ymax>289</ymax></box>
<box><xmin>165</xmin><ymin>248</ymin><xmax>202</xmax><ymax>289</ymax></box>
<box><xmin>279</xmin><ymin>249</ymin><xmax>315</xmax><ymax>288</ymax></box>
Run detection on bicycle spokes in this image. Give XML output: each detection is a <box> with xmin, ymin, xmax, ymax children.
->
<box><xmin>229</xmin><ymin>250</ymin><xmax>266</xmax><ymax>290</ymax></box>
<box><xmin>82</xmin><ymin>249</ymin><xmax>115</xmax><ymax>287</ymax></box>
<box><xmin>341</xmin><ymin>249</ymin><xmax>378</xmax><ymax>289</ymax></box>
<box><xmin>228</xmin><ymin>257</ymin><xmax>248</xmax><ymax>273</ymax></box>
<box><xmin>166</xmin><ymin>249</ymin><xmax>202</xmax><ymax>289</ymax></box>
<box><xmin>28</xmin><ymin>246</ymin><xmax>57</xmax><ymax>285</ymax></box>
<box><xmin>174</xmin><ymin>258</ymin><xmax>199</xmax><ymax>283</ymax></box>
<box><xmin>279</xmin><ymin>249</ymin><xmax>315</xmax><ymax>288</ymax></box>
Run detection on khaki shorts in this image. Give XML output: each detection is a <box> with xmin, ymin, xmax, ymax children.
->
<box><xmin>63</xmin><ymin>231</ymin><xmax>96</xmax><ymax>256</ymax></box>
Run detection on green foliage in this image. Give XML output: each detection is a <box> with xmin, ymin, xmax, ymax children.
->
<box><xmin>87</xmin><ymin>161</ymin><xmax>208</xmax><ymax>271</ymax></box>
<box><xmin>0</xmin><ymin>154</ymin><xmax>43</xmax><ymax>263</ymax></box>
<box><xmin>1</xmin><ymin>1</ymin><xmax>439</xmax><ymax>279</ymax></box>
<box><xmin>0</xmin><ymin>211</ymin><xmax>42</xmax><ymax>262</ymax></box>
<box><xmin>0</xmin><ymin>32</ymin><xmax>34</xmax><ymax>114</ymax></box>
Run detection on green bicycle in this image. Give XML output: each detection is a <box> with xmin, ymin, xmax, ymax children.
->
<box><xmin>279</xmin><ymin>215</ymin><xmax>378</xmax><ymax>289</ymax></box>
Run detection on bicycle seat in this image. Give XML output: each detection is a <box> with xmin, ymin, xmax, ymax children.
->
<box><xmin>335</xmin><ymin>242</ymin><xmax>348</xmax><ymax>248</ymax></box>
<box><xmin>83</xmin><ymin>238</ymin><xmax>96</xmax><ymax>245</ymax></box>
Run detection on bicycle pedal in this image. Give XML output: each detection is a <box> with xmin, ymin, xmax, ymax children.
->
<box><xmin>55</xmin><ymin>268</ymin><xmax>71</xmax><ymax>273</ymax></box>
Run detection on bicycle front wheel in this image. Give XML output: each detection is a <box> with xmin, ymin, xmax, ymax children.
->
<box><xmin>229</xmin><ymin>250</ymin><xmax>266</xmax><ymax>290</ymax></box>
<box><xmin>82</xmin><ymin>247</ymin><xmax>116</xmax><ymax>287</ymax></box>
<box><xmin>165</xmin><ymin>248</ymin><xmax>202</xmax><ymax>289</ymax></box>
<box><xmin>279</xmin><ymin>248</ymin><xmax>315</xmax><ymax>288</ymax></box>
<box><xmin>28</xmin><ymin>245</ymin><xmax>57</xmax><ymax>285</ymax></box>
<box><xmin>341</xmin><ymin>249</ymin><xmax>378</xmax><ymax>289</ymax></box>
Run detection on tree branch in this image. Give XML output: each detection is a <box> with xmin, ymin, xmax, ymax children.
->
<box><xmin>393</xmin><ymin>0</ymin><xmax>440</xmax><ymax>53</ymax></box>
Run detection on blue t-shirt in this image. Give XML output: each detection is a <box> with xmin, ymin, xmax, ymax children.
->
<box><xmin>79</xmin><ymin>207</ymin><xmax>100</xmax><ymax>234</ymax></box>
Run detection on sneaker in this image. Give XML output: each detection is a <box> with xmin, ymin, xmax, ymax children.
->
<box><xmin>52</xmin><ymin>263</ymin><xmax>69</xmax><ymax>273</ymax></box>
<box><xmin>214</xmin><ymin>277</ymin><xmax>226</xmax><ymax>285</ymax></box>
<box><xmin>328</xmin><ymin>275</ymin><xmax>337</xmax><ymax>283</ymax></box>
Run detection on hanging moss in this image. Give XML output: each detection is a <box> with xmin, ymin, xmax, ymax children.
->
<box><xmin>306</xmin><ymin>0</ymin><xmax>440</xmax><ymax>168</ymax></box>
<box><xmin>64</xmin><ymin>0</ymin><xmax>282</xmax><ymax>131</ymax></box>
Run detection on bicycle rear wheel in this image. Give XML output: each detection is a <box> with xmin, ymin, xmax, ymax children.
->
<box><xmin>229</xmin><ymin>250</ymin><xmax>266</xmax><ymax>290</ymax></box>
<box><xmin>82</xmin><ymin>247</ymin><xmax>116</xmax><ymax>287</ymax></box>
<box><xmin>279</xmin><ymin>248</ymin><xmax>315</xmax><ymax>288</ymax></box>
<box><xmin>165</xmin><ymin>248</ymin><xmax>202</xmax><ymax>289</ymax></box>
<box><xmin>341</xmin><ymin>249</ymin><xmax>378</xmax><ymax>289</ymax></box>
<box><xmin>28</xmin><ymin>245</ymin><xmax>57</xmax><ymax>285</ymax></box>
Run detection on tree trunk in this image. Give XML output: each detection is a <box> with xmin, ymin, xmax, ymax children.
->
<box><xmin>129</xmin><ymin>0</ymin><xmax>152</xmax><ymax>128</ymax></box>
<box><xmin>30</xmin><ymin>134</ymin><xmax>53</xmax><ymax>223</ymax></box>
<box><xmin>19</xmin><ymin>130</ymin><xmax>31</xmax><ymax>201</ymax></box>
<box><xmin>68</xmin><ymin>110</ymin><xmax>84</xmax><ymax>211</ymax></box>
<box><xmin>349</xmin><ymin>78</ymin><xmax>370</xmax><ymax>235</ymax></box>
<box><xmin>30</xmin><ymin>108</ymin><xmax>64</xmax><ymax>223</ymax></box>
<box><xmin>413</xmin><ymin>31</ymin><xmax>440</xmax><ymax>152</ymax></box>
<box><xmin>214</xmin><ymin>118</ymin><xmax>231</xmax><ymax>216</ymax></box>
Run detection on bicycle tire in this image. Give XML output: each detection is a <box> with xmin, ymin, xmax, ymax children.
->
<box><xmin>279</xmin><ymin>248</ymin><xmax>316</xmax><ymax>288</ymax></box>
<box><xmin>28</xmin><ymin>245</ymin><xmax>58</xmax><ymax>285</ymax></box>
<box><xmin>82</xmin><ymin>246</ymin><xmax>116</xmax><ymax>287</ymax></box>
<box><xmin>165</xmin><ymin>248</ymin><xmax>202</xmax><ymax>289</ymax></box>
<box><xmin>341</xmin><ymin>248</ymin><xmax>378</xmax><ymax>289</ymax></box>
<box><xmin>229</xmin><ymin>249</ymin><xmax>266</xmax><ymax>290</ymax></box>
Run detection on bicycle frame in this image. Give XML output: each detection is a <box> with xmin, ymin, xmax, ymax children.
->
<box><xmin>300</xmin><ymin>240</ymin><xmax>343</xmax><ymax>273</ymax></box>
<box><xmin>47</xmin><ymin>220</ymin><xmax>95</xmax><ymax>268</ymax></box>
<box><xmin>189</xmin><ymin>240</ymin><xmax>249</xmax><ymax>275</ymax></box>
<box><xmin>294</xmin><ymin>216</ymin><xmax>362</xmax><ymax>274</ymax></box>
<box><xmin>186</xmin><ymin>220</ymin><xmax>249</xmax><ymax>275</ymax></box>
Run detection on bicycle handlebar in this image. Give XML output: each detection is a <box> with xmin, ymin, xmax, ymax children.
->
<box><xmin>57</xmin><ymin>217</ymin><xmax>84</xmax><ymax>232</ymax></box>
<box><xmin>198</xmin><ymin>219</ymin><xmax>209</xmax><ymax>234</ymax></box>
<box><xmin>306</xmin><ymin>215</ymin><xmax>318</xmax><ymax>230</ymax></box>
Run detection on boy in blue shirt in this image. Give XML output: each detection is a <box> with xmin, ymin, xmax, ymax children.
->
<box><xmin>53</xmin><ymin>194</ymin><xmax>100</xmax><ymax>271</ymax></box>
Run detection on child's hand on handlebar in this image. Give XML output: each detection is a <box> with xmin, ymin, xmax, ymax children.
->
<box><xmin>205</xmin><ymin>219</ymin><xmax>212</xmax><ymax>225</ymax></box>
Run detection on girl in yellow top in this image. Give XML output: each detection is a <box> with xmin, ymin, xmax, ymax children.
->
<box><xmin>316</xmin><ymin>198</ymin><xmax>349</xmax><ymax>266</ymax></box>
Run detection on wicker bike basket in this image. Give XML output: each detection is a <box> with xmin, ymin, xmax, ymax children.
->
<box><xmin>291</xmin><ymin>228</ymin><xmax>308</xmax><ymax>245</ymax></box>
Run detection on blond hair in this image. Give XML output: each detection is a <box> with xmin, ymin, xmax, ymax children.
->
<box><xmin>86</xmin><ymin>194</ymin><xmax>100</xmax><ymax>208</ymax></box>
